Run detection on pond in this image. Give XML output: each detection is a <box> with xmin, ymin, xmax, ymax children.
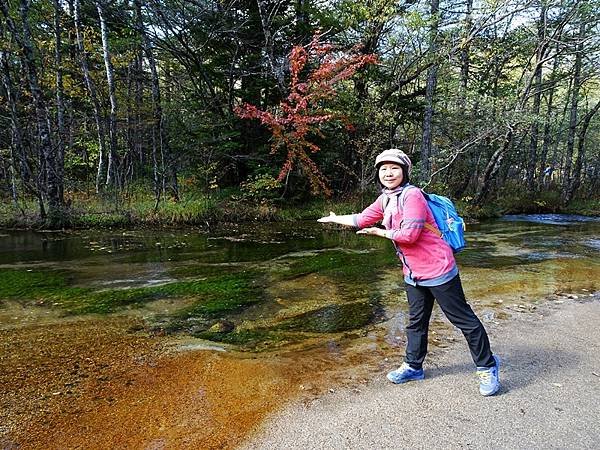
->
<box><xmin>1</xmin><ymin>214</ymin><xmax>599</xmax><ymax>351</ymax></box>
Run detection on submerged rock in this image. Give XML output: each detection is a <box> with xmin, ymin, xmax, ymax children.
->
<box><xmin>208</xmin><ymin>320</ymin><xmax>235</xmax><ymax>333</ymax></box>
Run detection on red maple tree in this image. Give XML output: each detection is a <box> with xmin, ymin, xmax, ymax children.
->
<box><xmin>235</xmin><ymin>33</ymin><xmax>377</xmax><ymax>196</ymax></box>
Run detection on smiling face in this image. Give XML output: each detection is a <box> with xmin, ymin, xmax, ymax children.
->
<box><xmin>378</xmin><ymin>162</ymin><xmax>404</xmax><ymax>189</ymax></box>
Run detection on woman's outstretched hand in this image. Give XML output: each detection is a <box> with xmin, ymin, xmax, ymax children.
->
<box><xmin>317</xmin><ymin>212</ymin><xmax>337</xmax><ymax>223</ymax></box>
<box><xmin>356</xmin><ymin>227</ymin><xmax>385</xmax><ymax>237</ymax></box>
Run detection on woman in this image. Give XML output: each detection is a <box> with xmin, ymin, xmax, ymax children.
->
<box><xmin>318</xmin><ymin>148</ymin><xmax>500</xmax><ymax>396</ymax></box>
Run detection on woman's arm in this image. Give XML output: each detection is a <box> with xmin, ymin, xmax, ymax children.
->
<box><xmin>318</xmin><ymin>195</ymin><xmax>385</xmax><ymax>229</ymax></box>
<box><xmin>320</xmin><ymin>213</ymin><xmax>388</xmax><ymax>238</ymax></box>
<box><xmin>317</xmin><ymin>212</ymin><xmax>357</xmax><ymax>227</ymax></box>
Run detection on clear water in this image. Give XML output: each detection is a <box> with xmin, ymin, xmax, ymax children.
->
<box><xmin>1</xmin><ymin>215</ymin><xmax>598</xmax><ymax>350</ymax></box>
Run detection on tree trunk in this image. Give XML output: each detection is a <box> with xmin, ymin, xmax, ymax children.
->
<box><xmin>459</xmin><ymin>0</ymin><xmax>473</xmax><ymax>100</ymax></box>
<box><xmin>562</xmin><ymin>21</ymin><xmax>584</xmax><ymax>203</ymax></box>
<box><xmin>564</xmin><ymin>100</ymin><xmax>600</xmax><ymax>203</ymax></box>
<box><xmin>96</xmin><ymin>0</ymin><xmax>120</xmax><ymax>189</ymax></box>
<box><xmin>589</xmin><ymin>162</ymin><xmax>600</xmax><ymax>197</ymax></box>
<box><xmin>256</xmin><ymin>0</ymin><xmax>285</xmax><ymax>94</ymax></box>
<box><xmin>72</xmin><ymin>0</ymin><xmax>107</xmax><ymax>193</ymax></box>
<box><xmin>474</xmin><ymin>129</ymin><xmax>514</xmax><ymax>204</ymax></box>
<box><xmin>1</xmin><ymin>0</ymin><xmax>63</xmax><ymax>225</ymax></box>
<box><xmin>135</xmin><ymin>0</ymin><xmax>179</xmax><ymax>202</ymax></box>
<box><xmin>125</xmin><ymin>57</ymin><xmax>136</xmax><ymax>186</ymax></box>
<box><xmin>0</xmin><ymin>39</ymin><xmax>31</xmax><ymax>185</ymax></box>
<box><xmin>54</xmin><ymin>0</ymin><xmax>65</xmax><ymax>199</ymax></box>
<box><xmin>420</xmin><ymin>0</ymin><xmax>440</xmax><ymax>181</ymax></box>
<box><xmin>135</xmin><ymin>51</ymin><xmax>144</xmax><ymax>168</ymax></box>
<box><xmin>526</xmin><ymin>5</ymin><xmax>546</xmax><ymax>192</ymax></box>
<box><xmin>1</xmin><ymin>45</ymin><xmax>26</xmax><ymax>212</ymax></box>
<box><xmin>538</xmin><ymin>45</ymin><xmax>560</xmax><ymax>189</ymax></box>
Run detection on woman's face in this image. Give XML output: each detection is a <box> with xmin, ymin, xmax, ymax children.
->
<box><xmin>379</xmin><ymin>163</ymin><xmax>404</xmax><ymax>189</ymax></box>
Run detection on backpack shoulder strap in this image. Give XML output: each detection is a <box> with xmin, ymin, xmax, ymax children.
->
<box><xmin>410</xmin><ymin>188</ymin><xmax>443</xmax><ymax>238</ymax></box>
<box><xmin>424</xmin><ymin>220</ymin><xmax>443</xmax><ymax>237</ymax></box>
<box><xmin>380</xmin><ymin>193</ymin><xmax>390</xmax><ymax>212</ymax></box>
<box><xmin>398</xmin><ymin>184</ymin><xmax>417</xmax><ymax>208</ymax></box>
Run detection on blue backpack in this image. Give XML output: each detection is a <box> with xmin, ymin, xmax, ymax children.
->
<box><xmin>384</xmin><ymin>186</ymin><xmax>467</xmax><ymax>253</ymax></box>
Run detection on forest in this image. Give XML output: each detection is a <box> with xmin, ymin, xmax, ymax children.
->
<box><xmin>0</xmin><ymin>0</ymin><xmax>599</xmax><ymax>228</ymax></box>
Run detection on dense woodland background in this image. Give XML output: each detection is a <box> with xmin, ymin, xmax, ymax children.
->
<box><xmin>0</xmin><ymin>0</ymin><xmax>599</xmax><ymax>227</ymax></box>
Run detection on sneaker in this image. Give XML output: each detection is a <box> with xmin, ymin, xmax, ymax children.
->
<box><xmin>477</xmin><ymin>355</ymin><xmax>500</xmax><ymax>396</ymax></box>
<box><xmin>386</xmin><ymin>362</ymin><xmax>425</xmax><ymax>384</ymax></box>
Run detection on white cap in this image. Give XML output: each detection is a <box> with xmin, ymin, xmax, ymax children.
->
<box><xmin>374</xmin><ymin>149</ymin><xmax>412</xmax><ymax>173</ymax></box>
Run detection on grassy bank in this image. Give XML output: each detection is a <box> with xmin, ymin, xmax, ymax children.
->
<box><xmin>1</xmin><ymin>186</ymin><xmax>598</xmax><ymax>230</ymax></box>
<box><xmin>0</xmin><ymin>187</ymin><xmax>373</xmax><ymax>229</ymax></box>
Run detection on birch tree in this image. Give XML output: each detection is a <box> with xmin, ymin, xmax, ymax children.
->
<box><xmin>71</xmin><ymin>0</ymin><xmax>108</xmax><ymax>193</ymax></box>
<box><xmin>95</xmin><ymin>0</ymin><xmax>119</xmax><ymax>188</ymax></box>
<box><xmin>420</xmin><ymin>0</ymin><xmax>440</xmax><ymax>181</ymax></box>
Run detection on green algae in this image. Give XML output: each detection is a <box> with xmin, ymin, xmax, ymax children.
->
<box><xmin>273</xmin><ymin>249</ymin><xmax>395</xmax><ymax>283</ymax></box>
<box><xmin>194</xmin><ymin>329</ymin><xmax>295</xmax><ymax>350</ymax></box>
<box><xmin>0</xmin><ymin>267</ymin><xmax>265</xmax><ymax>320</ymax></box>
<box><xmin>158</xmin><ymin>271</ymin><xmax>265</xmax><ymax>327</ymax></box>
<box><xmin>59</xmin><ymin>286</ymin><xmax>162</xmax><ymax>314</ymax></box>
<box><xmin>63</xmin><ymin>271</ymin><xmax>264</xmax><ymax>315</ymax></box>
<box><xmin>274</xmin><ymin>300</ymin><xmax>383</xmax><ymax>333</ymax></box>
<box><xmin>0</xmin><ymin>269</ymin><xmax>71</xmax><ymax>301</ymax></box>
<box><xmin>192</xmin><ymin>298</ymin><xmax>385</xmax><ymax>351</ymax></box>
<box><xmin>0</xmin><ymin>252</ymin><xmax>389</xmax><ymax>349</ymax></box>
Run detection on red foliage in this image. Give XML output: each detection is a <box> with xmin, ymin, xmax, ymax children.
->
<box><xmin>235</xmin><ymin>33</ymin><xmax>377</xmax><ymax>196</ymax></box>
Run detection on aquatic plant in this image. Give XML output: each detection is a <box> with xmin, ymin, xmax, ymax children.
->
<box><xmin>0</xmin><ymin>268</ymin><xmax>265</xmax><ymax>319</ymax></box>
<box><xmin>0</xmin><ymin>269</ymin><xmax>70</xmax><ymax>300</ymax></box>
<box><xmin>273</xmin><ymin>300</ymin><xmax>382</xmax><ymax>333</ymax></box>
<box><xmin>273</xmin><ymin>248</ymin><xmax>395</xmax><ymax>283</ymax></box>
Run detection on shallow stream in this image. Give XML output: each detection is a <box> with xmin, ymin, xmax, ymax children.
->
<box><xmin>1</xmin><ymin>214</ymin><xmax>599</xmax><ymax>351</ymax></box>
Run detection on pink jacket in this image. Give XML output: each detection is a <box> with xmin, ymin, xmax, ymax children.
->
<box><xmin>353</xmin><ymin>186</ymin><xmax>457</xmax><ymax>286</ymax></box>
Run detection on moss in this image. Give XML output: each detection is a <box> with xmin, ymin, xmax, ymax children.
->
<box><xmin>142</xmin><ymin>271</ymin><xmax>266</xmax><ymax>334</ymax></box>
<box><xmin>274</xmin><ymin>300</ymin><xmax>382</xmax><ymax>333</ymax></box>
<box><xmin>275</xmin><ymin>249</ymin><xmax>394</xmax><ymax>283</ymax></box>
<box><xmin>195</xmin><ymin>299</ymin><xmax>384</xmax><ymax>350</ymax></box>
<box><xmin>60</xmin><ymin>287</ymin><xmax>161</xmax><ymax>314</ymax></box>
<box><xmin>62</xmin><ymin>271</ymin><xmax>264</xmax><ymax>316</ymax></box>
<box><xmin>194</xmin><ymin>329</ymin><xmax>293</xmax><ymax>350</ymax></box>
<box><xmin>0</xmin><ymin>267</ymin><xmax>264</xmax><ymax>319</ymax></box>
<box><xmin>0</xmin><ymin>269</ymin><xmax>71</xmax><ymax>301</ymax></box>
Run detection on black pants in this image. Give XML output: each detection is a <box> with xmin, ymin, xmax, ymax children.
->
<box><xmin>404</xmin><ymin>275</ymin><xmax>495</xmax><ymax>369</ymax></box>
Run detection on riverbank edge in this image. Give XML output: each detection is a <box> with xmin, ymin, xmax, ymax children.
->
<box><xmin>1</xmin><ymin>195</ymin><xmax>599</xmax><ymax>231</ymax></box>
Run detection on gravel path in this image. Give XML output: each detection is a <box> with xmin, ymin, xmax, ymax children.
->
<box><xmin>243</xmin><ymin>297</ymin><xmax>600</xmax><ymax>450</ymax></box>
